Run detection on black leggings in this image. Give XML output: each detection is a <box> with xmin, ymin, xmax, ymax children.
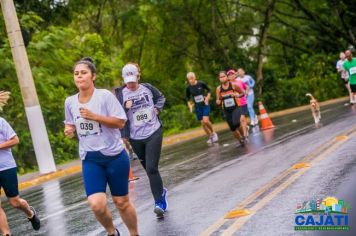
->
<box><xmin>130</xmin><ymin>127</ymin><xmax>164</xmax><ymax>201</ymax></box>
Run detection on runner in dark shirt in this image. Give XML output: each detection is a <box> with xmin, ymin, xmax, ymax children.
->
<box><xmin>185</xmin><ymin>72</ymin><xmax>218</xmax><ymax>144</ymax></box>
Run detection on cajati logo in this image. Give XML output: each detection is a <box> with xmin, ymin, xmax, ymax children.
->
<box><xmin>294</xmin><ymin>197</ymin><xmax>350</xmax><ymax>231</ymax></box>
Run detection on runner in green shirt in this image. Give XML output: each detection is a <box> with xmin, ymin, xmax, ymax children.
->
<box><xmin>342</xmin><ymin>50</ymin><xmax>356</xmax><ymax>104</ymax></box>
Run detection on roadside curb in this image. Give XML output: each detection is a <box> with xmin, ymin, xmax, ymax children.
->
<box><xmin>19</xmin><ymin>166</ymin><xmax>81</xmax><ymax>190</ymax></box>
<box><xmin>18</xmin><ymin>96</ymin><xmax>348</xmax><ymax>191</ymax></box>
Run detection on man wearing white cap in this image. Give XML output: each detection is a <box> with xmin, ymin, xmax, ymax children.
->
<box><xmin>114</xmin><ymin>63</ymin><xmax>168</xmax><ymax>218</ymax></box>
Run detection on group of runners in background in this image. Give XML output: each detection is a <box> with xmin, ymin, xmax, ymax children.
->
<box><xmin>186</xmin><ymin>68</ymin><xmax>258</xmax><ymax>146</ymax></box>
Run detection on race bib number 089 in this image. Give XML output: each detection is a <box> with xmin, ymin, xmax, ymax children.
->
<box><xmin>133</xmin><ymin>108</ymin><xmax>152</xmax><ymax>126</ymax></box>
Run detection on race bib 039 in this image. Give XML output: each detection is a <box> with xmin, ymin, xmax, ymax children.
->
<box><xmin>75</xmin><ymin>117</ymin><xmax>101</xmax><ymax>137</ymax></box>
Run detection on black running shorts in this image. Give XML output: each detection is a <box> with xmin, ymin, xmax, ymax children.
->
<box><xmin>224</xmin><ymin>108</ymin><xmax>241</xmax><ymax>131</ymax></box>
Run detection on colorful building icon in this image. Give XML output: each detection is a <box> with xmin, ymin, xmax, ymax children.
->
<box><xmin>295</xmin><ymin>197</ymin><xmax>349</xmax><ymax>214</ymax></box>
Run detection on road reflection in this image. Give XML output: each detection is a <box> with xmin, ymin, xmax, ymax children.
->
<box><xmin>42</xmin><ymin>181</ymin><xmax>66</xmax><ymax>236</ymax></box>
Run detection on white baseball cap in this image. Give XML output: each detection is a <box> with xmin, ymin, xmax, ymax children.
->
<box><xmin>122</xmin><ymin>64</ymin><xmax>139</xmax><ymax>84</ymax></box>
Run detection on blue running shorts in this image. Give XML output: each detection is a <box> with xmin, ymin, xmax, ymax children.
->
<box><xmin>195</xmin><ymin>105</ymin><xmax>211</xmax><ymax>121</ymax></box>
<box><xmin>82</xmin><ymin>150</ymin><xmax>130</xmax><ymax>197</ymax></box>
<box><xmin>0</xmin><ymin>167</ymin><xmax>19</xmax><ymax>198</ymax></box>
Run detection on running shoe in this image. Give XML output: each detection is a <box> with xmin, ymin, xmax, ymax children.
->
<box><xmin>239</xmin><ymin>137</ymin><xmax>246</xmax><ymax>147</ymax></box>
<box><xmin>254</xmin><ymin>117</ymin><xmax>259</xmax><ymax>126</ymax></box>
<box><xmin>206</xmin><ymin>137</ymin><xmax>213</xmax><ymax>144</ymax></box>
<box><xmin>28</xmin><ymin>206</ymin><xmax>40</xmax><ymax>231</ymax></box>
<box><xmin>154</xmin><ymin>188</ymin><xmax>168</xmax><ymax>218</ymax></box>
<box><xmin>108</xmin><ymin>228</ymin><xmax>120</xmax><ymax>236</ymax></box>
<box><xmin>154</xmin><ymin>202</ymin><xmax>165</xmax><ymax>218</ymax></box>
<box><xmin>161</xmin><ymin>188</ymin><xmax>168</xmax><ymax>211</ymax></box>
<box><xmin>211</xmin><ymin>132</ymin><xmax>219</xmax><ymax>143</ymax></box>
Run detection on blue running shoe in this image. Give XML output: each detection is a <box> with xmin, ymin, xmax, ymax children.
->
<box><xmin>154</xmin><ymin>188</ymin><xmax>168</xmax><ymax>218</ymax></box>
<box><xmin>161</xmin><ymin>188</ymin><xmax>168</xmax><ymax>211</ymax></box>
<box><xmin>154</xmin><ymin>202</ymin><xmax>164</xmax><ymax>218</ymax></box>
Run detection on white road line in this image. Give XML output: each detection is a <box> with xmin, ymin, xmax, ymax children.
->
<box><xmin>40</xmin><ymin>200</ymin><xmax>87</xmax><ymax>221</ymax></box>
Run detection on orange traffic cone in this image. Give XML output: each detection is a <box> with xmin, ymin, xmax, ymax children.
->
<box><xmin>128</xmin><ymin>166</ymin><xmax>139</xmax><ymax>182</ymax></box>
<box><xmin>258</xmin><ymin>101</ymin><xmax>275</xmax><ymax>130</ymax></box>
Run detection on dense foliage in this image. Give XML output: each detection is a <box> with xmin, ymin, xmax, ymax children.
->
<box><xmin>0</xmin><ymin>0</ymin><xmax>353</xmax><ymax>173</ymax></box>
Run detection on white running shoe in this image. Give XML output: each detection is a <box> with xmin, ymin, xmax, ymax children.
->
<box><xmin>239</xmin><ymin>137</ymin><xmax>246</xmax><ymax>147</ymax></box>
<box><xmin>206</xmin><ymin>137</ymin><xmax>213</xmax><ymax>144</ymax></box>
<box><xmin>254</xmin><ymin>117</ymin><xmax>259</xmax><ymax>126</ymax></box>
<box><xmin>211</xmin><ymin>132</ymin><xmax>219</xmax><ymax>142</ymax></box>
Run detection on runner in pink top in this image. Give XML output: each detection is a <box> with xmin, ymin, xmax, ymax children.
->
<box><xmin>232</xmin><ymin>79</ymin><xmax>247</xmax><ymax>106</ymax></box>
<box><xmin>227</xmin><ymin>69</ymin><xmax>249</xmax><ymax>139</ymax></box>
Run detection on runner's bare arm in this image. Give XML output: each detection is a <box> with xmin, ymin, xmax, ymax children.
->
<box><xmin>205</xmin><ymin>92</ymin><xmax>211</xmax><ymax>105</ymax></box>
<box><xmin>79</xmin><ymin>108</ymin><xmax>126</xmax><ymax>128</ymax></box>
<box><xmin>341</xmin><ymin>66</ymin><xmax>348</xmax><ymax>78</ymax></box>
<box><xmin>216</xmin><ymin>86</ymin><xmax>222</xmax><ymax>105</ymax></box>
<box><xmin>0</xmin><ymin>135</ymin><xmax>19</xmax><ymax>149</ymax></box>
<box><xmin>187</xmin><ymin>101</ymin><xmax>194</xmax><ymax>113</ymax></box>
<box><xmin>245</xmin><ymin>85</ymin><xmax>250</xmax><ymax>95</ymax></box>
<box><xmin>232</xmin><ymin>83</ymin><xmax>245</xmax><ymax>97</ymax></box>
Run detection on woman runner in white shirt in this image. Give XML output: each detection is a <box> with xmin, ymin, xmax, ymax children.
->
<box><xmin>64</xmin><ymin>57</ymin><xmax>138</xmax><ymax>236</ymax></box>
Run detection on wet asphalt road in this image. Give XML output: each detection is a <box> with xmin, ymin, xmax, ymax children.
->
<box><xmin>3</xmin><ymin>101</ymin><xmax>356</xmax><ymax>236</ymax></box>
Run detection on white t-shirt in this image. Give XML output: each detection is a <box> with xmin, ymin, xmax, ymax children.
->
<box><xmin>0</xmin><ymin>117</ymin><xmax>17</xmax><ymax>171</ymax></box>
<box><xmin>336</xmin><ymin>59</ymin><xmax>348</xmax><ymax>79</ymax></box>
<box><xmin>64</xmin><ymin>89</ymin><xmax>127</xmax><ymax>160</ymax></box>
